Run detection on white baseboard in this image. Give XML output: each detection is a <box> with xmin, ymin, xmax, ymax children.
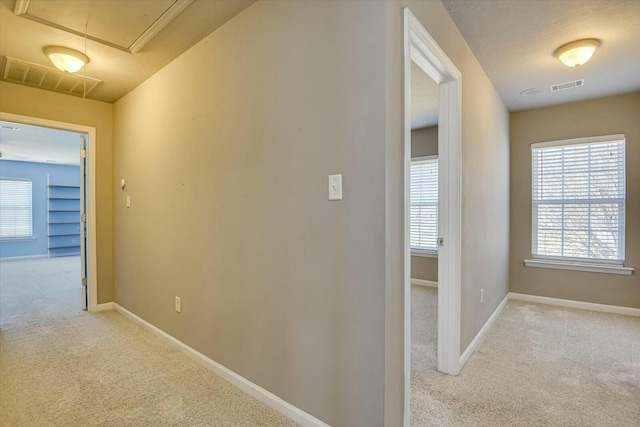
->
<box><xmin>459</xmin><ymin>293</ymin><xmax>509</xmax><ymax>368</ymax></box>
<box><xmin>0</xmin><ymin>254</ymin><xmax>49</xmax><ymax>261</ymax></box>
<box><xmin>49</xmin><ymin>252</ymin><xmax>81</xmax><ymax>258</ymax></box>
<box><xmin>509</xmin><ymin>292</ymin><xmax>640</xmax><ymax>317</ymax></box>
<box><xmin>453</xmin><ymin>291</ymin><xmax>638</xmax><ymax>373</ymax></box>
<box><xmin>112</xmin><ymin>304</ymin><xmax>329</xmax><ymax>427</ymax></box>
<box><xmin>93</xmin><ymin>302</ymin><xmax>114</xmax><ymax>312</ymax></box>
<box><xmin>410</xmin><ymin>278</ymin><xmax>438</xmax><ymax>288</ymax></box>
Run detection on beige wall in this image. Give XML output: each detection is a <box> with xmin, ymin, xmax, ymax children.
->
<box><xmin>384</xmin><ymin>2</ymin><xmax>510</xmax><ymax>423</ymax></box>
<box><xmin>411</xmin><ymin>125</ymin><xmax>438</xmax><ymax>282</ymax></box>
<box><xmin>510</xmin><ymin>92</ymin><xmax>640</xmax><ymax>308</ymax></box>
<box><xmin>411</xmin><ymin>255</ymin><xmax>437</xmax><ymax>282</ymax></box>
<box><xmin>411</xmin><ymin>125</ymin><xmax>438</xmax><ymax>158</ymax></box>
<box><xmin>395</xmin><ymin>0</ymin><xmax>511</xmax><ymax>349</ymax></box>
<box><xmin>1</xmin><ymin>1</ymin><xmax>511</xmax><ymax>423</ymax></box>
<box><xmin>113</xmin><ymin>1</ymin><xmax>387</xmax><ymax>425</ymax></box>
<box><xmin>0</xmin><ymin>1</ymin><xmax>512</xmax><ymax>424</ymax></box>
<box><xmin>0</xmin><ymin>81</ymin><xmax>114</xmax><ymax>304</ymax></box>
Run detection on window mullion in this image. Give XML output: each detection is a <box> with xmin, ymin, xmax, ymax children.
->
<box><xmin>531</xmin><ymin>137</ymin><xmax>625</xmax><ymax>263</ymax></box>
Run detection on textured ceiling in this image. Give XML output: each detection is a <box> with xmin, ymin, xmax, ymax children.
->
<box><xmin>2</xmin><ymin>1</ymin><xmax>637</xmax><ymax>111</ymax></box>
<box><xmin>441</xmin><ymin>0</ymin><xmax>640</xmax><ymax>111</ymax></box>
<box><xmin>21</xmin><ymin>0</ymin><xmax>179</xmax><ymax>51</ymax></box>
<box><xmin>411</xmin><ymin>61</ymin><xmax>438</xmax><ymax>129</ymax></box>
<box><xmin>0</xmin><ymin>0</ymin><xmax>255</xmax><ymax>103</ymax></box>
<box><xmin>0</xmin><ymin>120</ymin><xmax>82</xmax><ymax>165</ymax></box>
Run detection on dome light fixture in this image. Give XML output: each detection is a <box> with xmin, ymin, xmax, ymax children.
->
<box><xmin>44</xmin><ymin>46</ymin><xmax>90</xmax><ymax>73</ymax></box>
<box><xmin>554</xmin><ymin>39</ymin><xmax>600</xmax><ymax>67</ymax></box>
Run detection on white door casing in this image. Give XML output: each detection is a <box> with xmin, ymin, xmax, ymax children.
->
<box><xmin>0</xmin><ymin>112</ymin><xmax>99</xmax><ymax>312</ymax></box>
<box><xmin>403</xmin><ymin>7</ymin><xmax>462</xmax><ymax>426</ymax></box>
<box><xmin>79</xmin><ymin>133</ymin><xmax>88</xmax><ymax>310</ymax></box>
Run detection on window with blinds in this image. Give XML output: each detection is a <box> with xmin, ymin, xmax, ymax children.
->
<box><xmin>531</xmin><ymin>135</ymin><xmax>625</xmax><ymax>264</ymax></box>
<box><xmin>0</xmin><ymin>179</ymin><xmax>33</xmax><ymax>239</ymax></box>
<box><xmin>410</xmin><ymin>156</ymin><xmax>438</xmax><ymax>253</ymax></box>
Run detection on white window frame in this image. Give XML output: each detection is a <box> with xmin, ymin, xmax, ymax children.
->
<box><xmin>410</xmin><ymin>155</ymin><xmax>438</xmax><ymax>257</ymax></box>
<box><xmin>526</xmin><ymin>134</ymin><xmax>633</xmax><ymax>275</ymax></box>
<box><xmin>0</xmin><ymin>177</ymin><xmax>33</xmax><ymax>240</ymax></box>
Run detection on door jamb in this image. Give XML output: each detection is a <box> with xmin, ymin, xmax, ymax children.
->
<box><xmin>0</xmin><ymin>112</ymin><xmax>99</xmax><ymax>312</ymax></box>
<box><xmin>403</xmin><ymin>8</ymin><xmax>462</xmax><ymax>425</ymax></box>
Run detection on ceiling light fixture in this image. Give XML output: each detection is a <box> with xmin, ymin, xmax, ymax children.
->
<box><xmin>554</xmin><ymin>39</ymin><xmax>600</xmax><ymax>67</ymax></box>
<box><xmin>43</xmin><ymin>46</ymin><xmax>90</xmax><ymax>73</ymax></box>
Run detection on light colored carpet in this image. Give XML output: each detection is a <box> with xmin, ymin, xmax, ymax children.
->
<box><xmin>411</xmin><ymin>285</ymin><xmax>640</xmax><ymax>426</ymax></box>
<box><xmin>0</xmin><ymin>256</ymin><xmax>82</xmax><ymax>328</ymax></box>
<box><xmin>410</xmin><ymin>285</ymin><xmax>438</xmax><ymax>376</ymax></box>
<box><xmin>0</xmin><ymin>257</ymin><xmax>298</xmax><ymax>426</ymax></box>
<box><xmin>4</xmin><ymin>262</ymin><xmax>639</xmax><ymax>426</ymax></box>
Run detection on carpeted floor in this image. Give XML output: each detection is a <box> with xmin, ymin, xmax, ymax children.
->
<box><xmin>3</xmin><ymin>260</ymin><xmax>639</xmax><ymax>426</ymax></box>
<box><xmin>410</xmin><ymin>285</ymin><xmax>438</xmax><ymax>376</ymax></box>
<box><xmin>0</xmin><ymin>256</ymin><xmax>81</xmax><ymax>329</ymax></box>
<box><xmin>0</xmin><ymin>257</ymin><xmax>297</xmax><ymax>426</ymax></box>
<box><xmin>411</xmin><ymin>284</ymin><xmax>640</xmax><ymax>426</ymax></box>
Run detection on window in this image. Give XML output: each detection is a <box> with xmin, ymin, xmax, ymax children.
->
<box><xmin>0</xmin><ymin>179</ymin><xmax>33</xmax><ymax>239</ymax></box>
<box><xmin>531</xmin><ymin>135</ymin><xmax>625</xmax><ymax>264</ymax></box>
<box><xmin>410</xmin><ymin>156</ymin><xmax>438</xmax><ymax>254</ymax></box>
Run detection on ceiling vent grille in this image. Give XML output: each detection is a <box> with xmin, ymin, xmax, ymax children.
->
<box><xmin>550</xmin><ymin>79</ymin><xmax>585</xmax><ymax>92</ymax></box>
<box><xmin>2</xmin><ymin>56</ymin><xmax>101</xmax><ymax>97</ymax></box>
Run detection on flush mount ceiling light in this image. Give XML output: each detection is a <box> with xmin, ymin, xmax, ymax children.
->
<box><xmin>554</xmin><ymin>39</ymin><xmax>600</xmax><ymax>67</ymax></box>
<box><xmin>43</xmin><ymin>46</ymin><xmax>90</xmax><ymax>73</ymax></box>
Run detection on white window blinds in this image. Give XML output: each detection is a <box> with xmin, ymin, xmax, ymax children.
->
<box><xmin>0</xmin><ymin>179</ymin><xmax>33</xmax><ymax>238</ymax></box>
<box><xmin>410</xmin><ymin>157</ymin><xmax>438</xmax><ymax>252</ymax></box>
<box><xmin>531</xmin><ymin>135</ymin><xmax>625</xmax><ymax>263</ymax></box>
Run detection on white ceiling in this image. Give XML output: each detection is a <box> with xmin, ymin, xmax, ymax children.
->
<box><xmin>1</xmin><ymin>1</ymin><xmax>637</xmax><ymax>111</ymax></box>
<box><xmin>0</xmin><ymin>0</ymin><xmax>255</xmax><ymax>102</ymax></box>
<box><xmin>20</xmin><ymin>0</ymin><xmax>181</xmax><ymax>51</ymax></box>
<box><xmin>411</xmin><ymin>61</ymin><xmax>438</xmax><ymax>129</ymax></box>
<box><xmin>0</xmin><ymin>120</ymin><xmax>82</xmax><ymax>165</ymax></box>
<box><xmin>441</xmin><ymin>0</ymin><xmax>640</xmax><ymax>111</ymax></box>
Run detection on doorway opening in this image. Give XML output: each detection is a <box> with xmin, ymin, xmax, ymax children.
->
<box><xmin>403</xmin><ymin>8</ymin><xmax>462</xmax><ymax>426</ymax></box>
<box><xmin>0</xmin><ymin>112</ymin><xmax>98</xmax><ymax>328</ymax></box>
<box><xmin>409</xmin><ymin>58</ymin><xmax>440</xmax><ymax>380</ymax></box>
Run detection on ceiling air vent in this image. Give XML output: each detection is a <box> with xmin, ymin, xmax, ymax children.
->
<box><xmin>550</xmin><ymin>79</ymin><xmax>585</xmax><ymax>92</ymax></box>
<box><xmin>2</xmin><ymin>56</ymin><xmax>101</xmax><ymax>97</ymax></box>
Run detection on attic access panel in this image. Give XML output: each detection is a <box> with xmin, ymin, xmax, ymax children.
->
<box><xmin>14</xmin><ymin>0</ymin><xmax>193</xmax><ymax>53</ymax></box>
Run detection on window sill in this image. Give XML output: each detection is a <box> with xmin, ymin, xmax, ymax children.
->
<box><xmin>411</xmin><ymin>250</ymin><xmax>438</xmax><ymax>259</ymax></box>
<box><xmin>524</xmin><ymin>259</ymin><xmax>634</xmax><ymax>276</ymax></box>
<box><xmin>0</xmin><ymin>236</ymin><xmax>36</xmax><ymax>242</ymax></box>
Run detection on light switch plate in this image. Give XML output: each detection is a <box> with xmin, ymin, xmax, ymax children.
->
<box><xmin>328</xmin><ymin>174</ymin><xmax>342</xmax><ymax>201</ymax></box>
<box><xmin>126</xmin><ymin>195</ymin><xmax>131</xmax><ymax>208</ymax></box>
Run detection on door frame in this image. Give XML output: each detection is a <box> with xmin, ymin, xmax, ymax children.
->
<box><xmin>0</xmin><ymin>111</ymin><xmax>99</xmax><ymax>312</ymax></box>
<box><xmin>403</xmin><ymin>7</ymin><xmax>462</xmax><ymax>424</ymax></box>
<box><xmin>80</xmin><ymin>133</ymin><xmax>88</xmax><ymax>310</ymax></box>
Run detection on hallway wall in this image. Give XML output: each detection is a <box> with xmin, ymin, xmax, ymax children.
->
<box><xmin>0</xmin><ymin>81</ymin><xmax>115</xmax><ymax>303</ymax></box>
<box><xmin>113</xmin><ymin>1</ymin><xmax>387</xmax><ymax>425</ymax></box>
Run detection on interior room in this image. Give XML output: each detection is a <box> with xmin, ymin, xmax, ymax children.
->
<box><xmin>0</xmin><ymin>1</ymin><xmax>638</xmax><ymax>426</ymax></box>
<box><xmin>0</xmin><ymin>121</ymin><xmax>85</xmax><ymax>325</ymax></box>
<box><xmin>408</xmin><ymin>59</ymin><xmax>441</xmax><ymax>416</ymax></box>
